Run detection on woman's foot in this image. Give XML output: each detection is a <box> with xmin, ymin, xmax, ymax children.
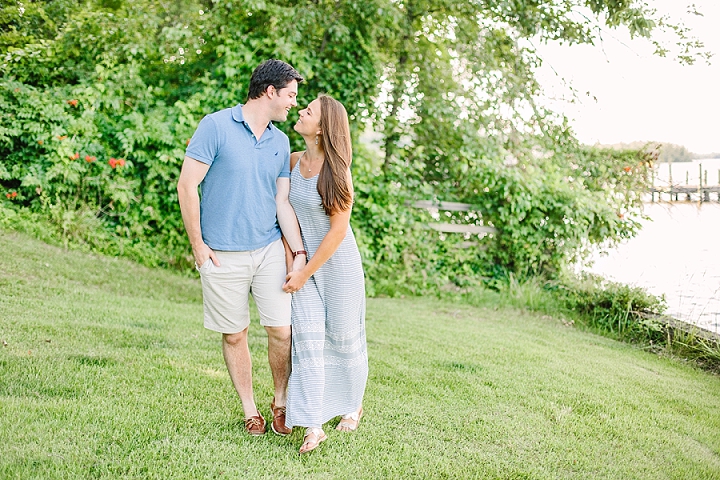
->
<box><xmin>299</xmin><ymin>427</ymin><xmax>327</xmax><ymax>454</ymax></box>
<box><xmin>336</xmin><ymin>407</ymin><xmax>363</xmax><ymax>432</ymax></box>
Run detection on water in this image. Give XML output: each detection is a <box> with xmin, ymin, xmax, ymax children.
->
<box><xmin>586</xmin><ymin>201</ymin><xmax>720</xmax><ymax>333</ymax></box>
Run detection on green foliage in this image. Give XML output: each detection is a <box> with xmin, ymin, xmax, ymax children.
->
<box><xmin>357</xmin><ymin>139</ymin><xmax>656</xmax><ymax>286</ymax></box>
<box><xmin>0</xmin><ymin>0</ymin><xmax>78</xmax><ymax>51</ymax></box>
<box><xmin>0</xmin><ymin>70</ymin><xmax>193</xmax><ymax>267</ymax></box>
<box><xmin>668</xmin><ymin>328</ymin><xmax>720</xmax><ymax>372</ymax></box>
<box><xmin>658</xmin><ymin>142</ymin><xmax>693</xmax><ymax>163</ymax></box>
<box><xmin>0</xmin><ymin>0</ymin><xmax>705</xmax><ymax>293</ymax></box>
<box><xmin>1</xmin><ymin>0</ymin><xmax>391</xmax><ymax>271</ymax></box>
<box><xmin>351</xmin><ymin>156</ymin><xmax>493</xmax><ymax>296</ymax></box>
<box><xmin>604</xmin><ymin>141</ymin><xmax>693</xmax><ymax>163</ymax></box>
<box><xmin>550</xmin><ymin>273</ymin><xmax>667</xmax><ymax>341</ymax></box>
<box><xmin>477</xmin><ymin>142</ymin><xmax>655</xmax><ymax>277</ymax></box>
<box><xmin>368</xmin><ymin>0</ymin><xmax>665</xmax><ymax>283</ymax></box>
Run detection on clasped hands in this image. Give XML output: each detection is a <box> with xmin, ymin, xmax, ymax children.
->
<box><xmin>195</xmin><ymin>242</ymin><xmax>308</xmax><ymax>294</ymax></box>
<box><xmin>282</xmin><ymin>255</ymin><xmax>309</xmax><ymax>294</ymax></box>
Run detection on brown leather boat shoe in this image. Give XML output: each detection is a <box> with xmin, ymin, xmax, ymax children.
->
<box><xmin>244</xmin><ymin>412</ymin><xmax>266</xmax><ymax>436</ymax></box>
<box><xmin>270</xmin><ymin>398</ymin><xmax>292</xmax><ymax>436</ymax></box>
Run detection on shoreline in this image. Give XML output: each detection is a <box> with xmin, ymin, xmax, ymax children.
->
<box><xmin>587</xmin><ymin>201</ymin><xmax>720</xmax><ymax>335</ymax></box>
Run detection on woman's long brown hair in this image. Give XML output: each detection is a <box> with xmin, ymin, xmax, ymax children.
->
<box><xmin>317</xmin><ymin>94</ymin><xmax>353</xmax><ymax>216</ymax></box>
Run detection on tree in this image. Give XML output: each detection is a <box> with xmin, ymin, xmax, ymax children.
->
<box><xmin>364</xmin><ymin>1</ymin><xmax>700</xmax><ymax>279</ymax></box>
<box><xmin>0</xmin><ymin>0</ymin><xmax>705</xmax><ymax>285</ymax></box>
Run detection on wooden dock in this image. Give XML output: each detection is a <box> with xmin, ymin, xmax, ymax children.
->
<box><xmin>650</xmin><ymin>185</ymin><xmax>720</xmax><ymax>202</ymax></box>
<box><xmin>651</xmin><ymin>163</ymin><xmax>720</xmax><ymax>202</ymax></box>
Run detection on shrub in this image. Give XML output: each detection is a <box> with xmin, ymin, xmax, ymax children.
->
<box><xmin>549</xmin><ymin>273</ymin><xmax>667</xmax><ymax>342</ymax></box>
<box><xmin>0</xmin><ymin>1</ymin><xmax>657</xmax><ymax>296</ymax></box>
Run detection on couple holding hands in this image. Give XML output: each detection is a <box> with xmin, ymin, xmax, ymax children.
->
<box><xmin>177</xmin><ymin>60</ymin><xmax>367</xmax><ymax>454</ymax></box>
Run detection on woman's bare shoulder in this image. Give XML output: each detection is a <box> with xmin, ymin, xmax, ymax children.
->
<box><xmin>290</xmin><ymin>151</ymin><xmax>305</xmax><ymax>170</ymax></box>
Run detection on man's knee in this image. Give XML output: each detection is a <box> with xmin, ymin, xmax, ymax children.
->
<box><xmin>265</xmin><ymin>325</ymin><xmax>291</xmax><ymax>344</ymax></box>
<box><xmin>223</xmin><ymin>328</ymin><xmax>249</xmax><ymax>347</ymax></box>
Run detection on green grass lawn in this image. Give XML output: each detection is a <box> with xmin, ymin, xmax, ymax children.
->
<box><xmin>1</xmin><ymin>231</ymin><xmax>719</xmax><ymax>479</ymax></box>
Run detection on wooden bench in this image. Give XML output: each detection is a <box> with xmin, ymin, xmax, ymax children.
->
<box><xmin>409</xmin><ymin>200</ymin><xmax>497</xmax><ymax>248</ymax></box>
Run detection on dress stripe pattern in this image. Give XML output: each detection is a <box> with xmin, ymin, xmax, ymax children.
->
<box><xmin>285</xmin><ymin>160</ymin><xmax>368</xmax><ymax>428</ymax></box>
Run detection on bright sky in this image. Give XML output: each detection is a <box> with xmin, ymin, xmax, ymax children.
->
<box><xmin>535</xmin><ymin>0</ymin><xmax>720</xmax><ymax>155</ymax></box>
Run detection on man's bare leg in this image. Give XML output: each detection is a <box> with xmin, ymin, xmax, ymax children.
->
<box><xmin>222</xmin><ymin>328</ymin><xmax>259</xmax><ymax>418</ymax></box>
<box><xmin>265</xmin><ymin>325</ymin><xmax>291</xmax><ymax>406</ymax></box>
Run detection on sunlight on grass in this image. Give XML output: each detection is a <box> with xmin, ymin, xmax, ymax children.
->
<box><xmin>1</xmin><ymin>231</ymin><xmax>719</xmax><ymax>479</ymax></box>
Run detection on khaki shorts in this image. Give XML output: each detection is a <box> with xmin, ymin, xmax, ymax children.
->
<box><xmin>196</xmin><ymin>238</ymin><xmax>291</xmax><ymax>333</ymax></box>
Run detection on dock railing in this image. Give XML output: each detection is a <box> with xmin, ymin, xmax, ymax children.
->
<box><xmin>650</xmin><ymin>163</ymin><xmax>720</xmax><ymax>202</ymax></box>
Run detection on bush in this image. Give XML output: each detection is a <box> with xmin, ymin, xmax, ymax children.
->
<box><xmin>351</xmin><ymin>155</ymin><xmax>494</xmax><ymax>296</ymax></box>
<box><xmin>549</xmin><ymin>273</ymin><xmax>667</xmax><ymax>342</ymax></box>
<box><xmin>0</xmin><ymin>0</ymin><xmax>657</xmax><ymax>296</ymax></box>
<box><xmin>0</xmin><ymin>0</ymin><xmax>387</xmax><ymax>272</ymax></box>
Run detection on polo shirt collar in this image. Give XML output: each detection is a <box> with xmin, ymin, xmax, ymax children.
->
<box><xmin>231</xmin><ymin>104</ymin><xmax>274</xmax><ymax>132</ymax></box>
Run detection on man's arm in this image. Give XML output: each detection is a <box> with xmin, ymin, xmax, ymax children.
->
<box><xmin>177</xmin><ymin>156</ymin><xmax>219</xmax><ymax>267</ymax></box>
<box><xmin>276</xmin><ymin>177</ymin><xmax>306</xmax><ymax>272</ymax></box>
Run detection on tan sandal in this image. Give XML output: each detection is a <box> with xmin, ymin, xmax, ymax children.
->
<box><xmin>336</xmin><ymin>407</ymin><xmax>363</xmax><ymax>432</ymax></box>
<box><xmin>299</xmin><ymin>427</ymin><xmax>327</xmax><ymax>454</ymax></box>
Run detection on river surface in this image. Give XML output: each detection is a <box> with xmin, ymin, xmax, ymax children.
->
<box><xmin>585</xmin><ymin>201</ymin><xmax>720</xmax><ymax>334</ymax></box>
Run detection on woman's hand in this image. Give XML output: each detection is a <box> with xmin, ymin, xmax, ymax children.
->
<box><xmin>282</xmin><ymin>268</ymin><xmax>310</xmax><ymax>294</ymax></box>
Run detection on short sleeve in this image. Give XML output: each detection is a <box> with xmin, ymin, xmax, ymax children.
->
<box><xmin>278</xmin><ymin>138</ymin><xmax>291</xmax><ymax>178</ymax></box>
<box><xmin>185</xmin><ymin>115</ymin><xmax>218</xmax><ymax>166</ymax></box>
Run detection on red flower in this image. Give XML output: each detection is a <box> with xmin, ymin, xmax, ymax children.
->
<box><xmin>67</xmin><ymin>99</ymin><xmax>78</xmax><ymax>107</ymax></box>
<box><xmin>117</xmin><ymin>158</ymin><xmax>126</xmax><ymax>167</ymax></box>
<box><xmin>109</xmin><ymin>158</ymin><xmax>117</xmax><ymax>168</ymax></box>
<box><xmin>70</xmin><ymin>152</ymin><xmax>80</xmax><ymax>160</ymax></box>
<box><xmin>6</xmin><ymin>192</ymin><xmax>17</xmax><ymax>199</ymax></box>
<box><xmin>623</xmin><ymin>166</ymin><xmax>632</xmax><ymax>172</ymax></box>
<box><xmin>57</xmin><ymin>135</ymin><xmax>68</xmax><ymax>141</ymax></box>
<box><xmin>85</xmin><ymin>155</ymin><xmax>96</xmax><ymax>163</ymax></box>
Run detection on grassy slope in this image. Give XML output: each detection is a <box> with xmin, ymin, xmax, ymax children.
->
<box><xmin>1</xmin><ymin>231</ymin><xmax>719</xmax><ymax>479</ymax></box>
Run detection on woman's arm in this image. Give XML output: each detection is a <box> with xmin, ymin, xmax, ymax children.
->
<box><xmin>282</xmin><ymin>207</ymin><xmax>351</xmax><ymax>293</ymax></box>
<box><xmin>281</xmin><ymin>167</ymin><xmax>354</xmax><ymax>293</ymax></box>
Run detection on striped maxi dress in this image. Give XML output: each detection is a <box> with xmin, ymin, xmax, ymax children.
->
<box><xmin>285</xmin><ymin>160</ymin><xmax>368</xmax><ymax>429</ymax></box>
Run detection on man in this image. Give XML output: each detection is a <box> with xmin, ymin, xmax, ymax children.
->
<box><xmin>177</xmin><ymin>59</ymin><xmax>306</xmax><ymax>436</ymax></box>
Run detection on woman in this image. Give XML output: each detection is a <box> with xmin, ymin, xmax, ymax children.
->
<box><xmin>282</xmin><ymin>94</ymin><xmax>368</xmax><ymax>454</ymax></box>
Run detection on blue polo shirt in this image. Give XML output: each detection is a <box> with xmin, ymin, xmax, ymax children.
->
<box><xmin>185</xmin><ymin>104</ymin><xmax>291</xmax><ymax>251</ymax></box>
